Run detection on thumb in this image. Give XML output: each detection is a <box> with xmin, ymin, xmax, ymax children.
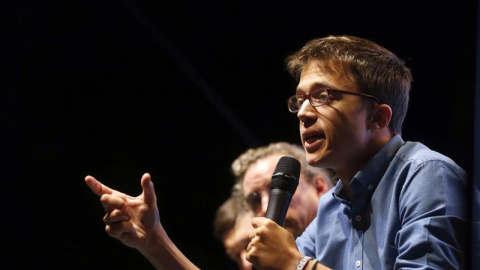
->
<box><xmin>251</xmin><ymin>217</ymin><xmax>267</xmax><ymax>229</ymax></box>
<box><xmin>140</xmin><ymin>173</ymin><xmax>157</xmax><ymax>206</ymax></box>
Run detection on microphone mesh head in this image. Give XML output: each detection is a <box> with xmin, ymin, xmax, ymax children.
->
<box><xmin>271</xmin><ymin>156</ymin><xmax>301</xmax><ymax>193</ymax></box>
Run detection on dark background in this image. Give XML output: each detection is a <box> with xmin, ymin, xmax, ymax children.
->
<box><xmin>2</xmin><ymin>0</ymin><xmax>478</xmax><ymax>269</ymax></box>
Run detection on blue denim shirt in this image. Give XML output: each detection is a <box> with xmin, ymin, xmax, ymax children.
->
<box><xmin>296</xmin><ymin>135</ymin><xmax>467</xmax><ymax>269</ymax></box>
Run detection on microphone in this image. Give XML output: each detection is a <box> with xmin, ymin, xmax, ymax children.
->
<box><xmin>265</xmin><ymin>156</ymin><xmax>301</xmax><ymax>226</ymax></box>
<box><xmin>251</xmin><ymin>156</ymin><xmax>301</xmax><ymax>270</ymax></box>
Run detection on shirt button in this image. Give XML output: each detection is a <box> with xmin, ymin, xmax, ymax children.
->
<box><xmin>368</xmin><ymin>184</ymin><xmax>374</xmax><ymax>190</ymax></box>
<box><xmin>356</xmin><ymin>260</ymin><xmax>361</xmax><ymax>267</ymax></box>
<box><xmin>355</xmin><ymin>215</ymin><xmax>362</xmax><ymax>221</ymax></box>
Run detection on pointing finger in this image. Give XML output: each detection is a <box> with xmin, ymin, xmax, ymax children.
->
<box><xmin>85</xmin><ymin>175</ymin><xmax>115</xmax><ymax>196</ymax></box>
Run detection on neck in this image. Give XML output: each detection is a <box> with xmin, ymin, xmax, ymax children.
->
<box><xmin>336</xmin><ymin>133</ymin><xmax>393</xmax><ymax>200</ymax></box>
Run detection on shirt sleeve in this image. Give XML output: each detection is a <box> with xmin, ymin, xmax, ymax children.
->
<box><xmin>395</xmin><ymin>159</ymin><xmax>467</xmax><ymax>269</ymax></box>
<box><xmin>296</xmin><ymin>216</ymin><xmax>319</xmax><ymax>258</ymax></box>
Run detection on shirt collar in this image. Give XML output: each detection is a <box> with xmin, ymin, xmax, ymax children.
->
<box><xmin>332</xmin><ymin>135</ymin><xmax>405</xmax><ymax>229</ymax></box>
<box><xmin>333</xmin><ymin>134</ymin><xmax>405</xmax><ymax>203</ymax></box>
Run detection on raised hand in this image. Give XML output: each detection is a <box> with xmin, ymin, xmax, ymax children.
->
<box><xmin>85</xmin><ymin>173</ymin><xmax>160</xmax><ymax>251</ymax></box>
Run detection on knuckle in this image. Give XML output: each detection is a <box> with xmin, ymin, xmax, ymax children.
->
<box><xmin>100</xmin><ymin>194</ymin><xmax>109</xmax><ymax>203</ymax></box>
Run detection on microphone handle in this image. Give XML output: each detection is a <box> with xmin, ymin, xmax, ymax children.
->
<box><xmin>252</xmin><ymin>189</ymin><xmax>293</xmax><ymax>270</ymax></box>
<box><xmin>265</xmin><ymin>189</ymin><xmax>293</xmax><ymax>226</ymax></box>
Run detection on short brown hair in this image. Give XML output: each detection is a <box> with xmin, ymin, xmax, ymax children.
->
<box><xmin>286</xmin><ymin>35</ymin><xmax>412</xmax><ymax>134</ymax></box>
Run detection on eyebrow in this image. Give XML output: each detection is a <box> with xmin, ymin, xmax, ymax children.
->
<box><xmin>296</xmin><ymin>82</ymin><xmax>332</xmax><ymax>94</ymax></box>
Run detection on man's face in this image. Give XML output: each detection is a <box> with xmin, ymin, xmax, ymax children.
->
<box><xmin>296</xmin><ymin>61</ymin><xmax>372</xmax><ymax>179</ymax></box>
<box><xmin>223</xmin><ymin>212</ymin><xmax>254</xmax><ymax>270</ymax></box>
<box><xmin>242</xmin><ymin>154</ymin><xmax>321</xmax><ymax>237</ymax></box>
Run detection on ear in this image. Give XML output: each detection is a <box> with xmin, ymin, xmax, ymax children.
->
<box><xmin>369</xmin><ymin>104</ymin><xmax>392</xmax><ymax>130</ymax></box>
<box><xmin>311</xmin><ymin>174</ymin><xmax>331</xmax><ymax>198</ymax></box>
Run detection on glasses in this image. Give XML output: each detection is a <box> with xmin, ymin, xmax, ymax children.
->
<box><xmin>287</xmin><ymin>87</ymin><xmax>381</xmax><ymax>113</ymax></box>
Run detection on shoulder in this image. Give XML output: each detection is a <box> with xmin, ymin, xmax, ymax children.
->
<box><xmin>394</xmin><ymin>141</ymin><xmax>466</xmax><ymax>178</ymax></box>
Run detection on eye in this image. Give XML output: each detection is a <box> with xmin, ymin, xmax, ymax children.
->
<box><xmin>297</xmin><ymin>96</ymin><xmax>306</xmax><ymax>106</ymax></box>
<box><xmin>246</xmin><ymin>191</ymin><xmax>261</xmax><ymax>210</ymax></box>
<box><xmin>290</xmin><ymin>95</ymin><xmax>305</xmax><ymax>107</ymax></box>
<box><xmin>310</xmin><ymin>89</ymin><xmax>329</xmax><ymax>105</ymax></box>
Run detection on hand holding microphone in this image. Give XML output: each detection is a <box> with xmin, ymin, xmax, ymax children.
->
<box><xmin>249</xmin><ymin>156</ymin><xmax>301</xmax><ymax>270</ymax></box>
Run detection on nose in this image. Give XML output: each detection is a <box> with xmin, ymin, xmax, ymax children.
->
<box><xmin>298</xmin><ymin>98</ymin><xmax>313</xmax><ymax>114</ymax></box>
<box><xmin>297</xmin><ymin>99</ymin><xmax>317</xmax><ymax>123</ymax></box>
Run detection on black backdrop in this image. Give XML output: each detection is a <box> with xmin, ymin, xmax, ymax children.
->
<box><xmin>3</xmin><ymin>0</ymin><xmax>478</xmax><ymax>269</ymax></box>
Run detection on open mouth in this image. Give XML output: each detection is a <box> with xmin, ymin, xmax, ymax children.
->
<box><xmin>303</xmin><ymin>132</ymin><xmax>326</xmax><ymax>152</ymax></box>
<box><xmin>305</xmin><ymin>134</ymin><xmax>325</xmax><ymax>144</ymax></box>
